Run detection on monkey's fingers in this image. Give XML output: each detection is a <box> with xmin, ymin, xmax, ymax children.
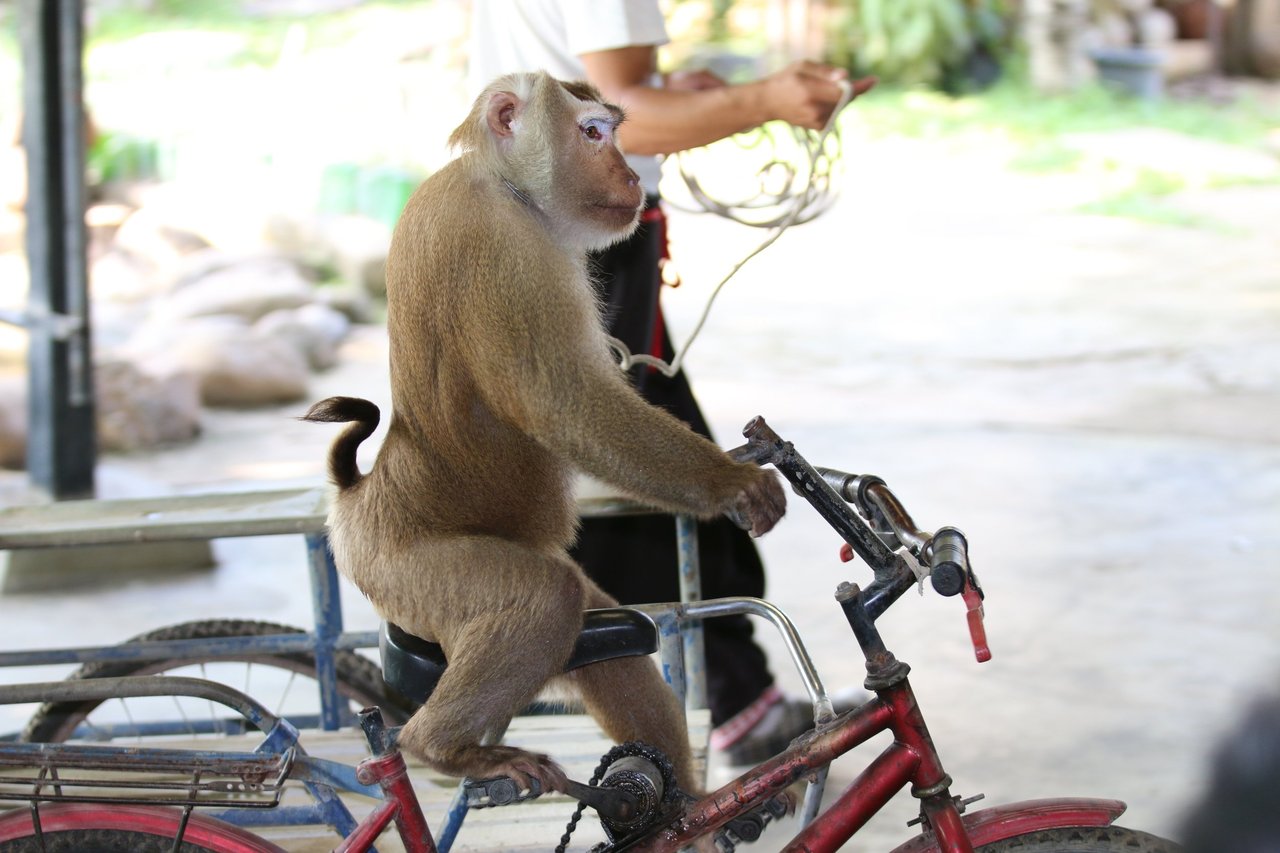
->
<box><xmin>738</xmin><ymin>473</ymin><xmax>787</xmax><ymax>538</ymax></box>
<box><xmin>724</xmin><ymin>506</ymin><xmax>751</xmax><ymax>531</ymax></box>
<box><xmin>507</xmin><ymin>753</ymin><xmax>570</xmax><ymax>795</ymax></box>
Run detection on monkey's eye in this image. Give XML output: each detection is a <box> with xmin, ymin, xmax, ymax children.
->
<box><xmin>580</xmin><ymin>119</ymin><xmax>611</xmax><ymax>142</ymax></box>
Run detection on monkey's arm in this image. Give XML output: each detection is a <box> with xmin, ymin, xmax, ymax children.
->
<box><xmin>533</xmin><ymin>362</ymin><xmax>762</xmax><ymax>519</ymax></box>
<box><xmin>463</xmin><ymin>274</ymin><xmax>764</xmax><ymax>520</ymax></box>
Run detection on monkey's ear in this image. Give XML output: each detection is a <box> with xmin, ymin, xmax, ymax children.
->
<box><xmin>486</xmin><ymin>91</ymin><xmax>521</xmax><ymax>140</ymax></box>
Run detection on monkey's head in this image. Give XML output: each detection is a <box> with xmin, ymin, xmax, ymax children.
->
<box><xmin>451</xmin><ymin>71</ymin><xmax>644</xmax><ymax>252</ymax></box>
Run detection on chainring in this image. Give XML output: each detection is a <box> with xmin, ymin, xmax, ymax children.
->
<box><xmin>561</xmin><ymin>741</ymin><xmax>684</xmax><ymax>853</ymax></box>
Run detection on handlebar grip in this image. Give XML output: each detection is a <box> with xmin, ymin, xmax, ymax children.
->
<box><xmin>727</xmin><ymin>436</ymin><xmax>773</xmax><ymax>466</ymax></box>
<box><xmin>929</xmin><ymin>527</ymin><xmax>969</xmax><ymax>597</ymax></box>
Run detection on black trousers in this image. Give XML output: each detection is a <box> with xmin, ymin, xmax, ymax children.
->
<box><xmin>571</xmin><ymin>202</ymin><xmax>774</xmax><ymax>726</ymax></box>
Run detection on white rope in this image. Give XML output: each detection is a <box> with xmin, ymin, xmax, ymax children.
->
<box><xmin>608</xmin><ymin>78</ymin><xmax>853</xmax><ymax>378</ymax></box>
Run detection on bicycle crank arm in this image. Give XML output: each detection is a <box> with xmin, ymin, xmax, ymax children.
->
<box><xmin>564</xmin><ymin>778</ymin><xmax>643</xmax><ymax>822</ymax></box>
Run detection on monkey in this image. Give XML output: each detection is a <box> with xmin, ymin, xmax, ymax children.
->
<box><xmin>304</xmin><ymin>71</ymin><xmax>786</xmax><ymax>797</ymax></box>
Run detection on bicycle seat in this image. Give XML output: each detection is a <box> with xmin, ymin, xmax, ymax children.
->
<box><xmin>380</xmin><ymin>608</ymin><xmax>660</xmax><ymax>705</ymax></box>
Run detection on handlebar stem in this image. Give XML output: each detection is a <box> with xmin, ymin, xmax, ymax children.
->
<box><xmin>836</xmin><ymin>582</ymin><xmax>911</xmax><ymax>691</ymax></box>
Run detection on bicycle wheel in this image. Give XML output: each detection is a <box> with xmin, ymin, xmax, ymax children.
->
<box><xmin>977</xmin><ymin>826</ymin><xmax>1183</xmax><ymax>852</ymax></box>
<box><xmin>22</xmin><ymin>619</ymin><xmax>416</xmax><ymax>742</ymax></box>
<box><xmin>0</xmin><ymin>803</ymin><xmax>284</xmax><ymax>852</ymax></box>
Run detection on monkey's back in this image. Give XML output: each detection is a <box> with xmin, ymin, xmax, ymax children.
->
<box><xmin>343</xmin><ymin>158</ymin><xmax>585</xmax><ymax>555</ymax></box>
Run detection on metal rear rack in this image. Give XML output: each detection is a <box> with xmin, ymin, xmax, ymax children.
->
<box><xmin>0</xmin><ymin>742</ymin><xmax>294</xmax><ymax>809</ymax></box>
<box><xmin>0</xmin><ymin>676</ymin><xmax>298</xmax><ymax>810</ymax></box>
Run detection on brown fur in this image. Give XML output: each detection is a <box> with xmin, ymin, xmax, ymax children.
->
<box><xmin>304</xmin><ymin>71</ymin><xmax>785</xmax><ymax>795</ymax></box>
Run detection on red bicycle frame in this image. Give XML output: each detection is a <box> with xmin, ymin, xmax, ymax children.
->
<box><xmin>334</xmin><ymin>708</ymin><xmax>437</xmax><ymax>853</ymax></box>
<box><xmin>642</xmin><ymin>417</ymin><xmax>1133</xmax><ymax>852</ymax></box>
<box><xmin>0</xmin><ymin>416</ymin><xmax>1148</xmax><ymax>853</ymax></box>
<box><xmin>653</xmin><ymin>666</ymin><xmax>1125</xmax><ymax>853</ymax></box>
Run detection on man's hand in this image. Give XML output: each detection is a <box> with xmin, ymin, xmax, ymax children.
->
<box><xmin>759</xmin><ymin>61</ymin><xmax>876</xmax><ymax>130</ymax></box>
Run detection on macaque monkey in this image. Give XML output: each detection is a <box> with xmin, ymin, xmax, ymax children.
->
<box><xmin>305</xmin><ymin>71</ymin><xmax>785</xmax><ymax>795</ymax></box>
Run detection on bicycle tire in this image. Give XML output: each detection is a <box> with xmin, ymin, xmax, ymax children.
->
<box><xmin>22</xmin><ymin>619</ymin><xmax>416</xmax><ymax>742</ymax></box>
<box><xmin>977</xmin><ymin>825</ymin><xmax>1184</xmax><ymax>852</ymax></box>
<box><xmin>0</xmin><ymin>803</ymin><xmax>284</xmax><ymax>852</ymax></box>
<box><xmin>0</xmin><ymin>828</ymin><xmax>225</xmax><ymax>853</ymax></box>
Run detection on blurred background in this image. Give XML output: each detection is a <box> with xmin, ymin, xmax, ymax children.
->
<box><xmin>0</xmin><ymin>1</ymin><xmax>1278</xmax><ymax>849</ymax></box>
<box><xmin>0</xmin><ymin>0</ymin><xmax>1276</xmax><ymax>469</ymax></box>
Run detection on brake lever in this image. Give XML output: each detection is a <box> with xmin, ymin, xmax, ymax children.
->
<box><xmin>842</xmin><ymin>540</ymin><xmax>991</xmax><ymax>663</ymax></box>
<box><xmin>962</xmin><ymin>577</ymin><xmax>991</xmax><ymax>663</ymax></box>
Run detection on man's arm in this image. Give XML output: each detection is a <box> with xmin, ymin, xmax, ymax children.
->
<box><xmin>580</xmin><ymin>45</ymin><xmax>873</xmax><ymax>157</ymax></box>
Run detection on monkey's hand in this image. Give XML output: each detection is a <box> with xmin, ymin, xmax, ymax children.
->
<box><xmin>730</xmin><ymin>469</ymin><xmax>787</xmax><ymax>538</ymax></box>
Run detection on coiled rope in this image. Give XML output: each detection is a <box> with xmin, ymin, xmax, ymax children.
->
<box><xmin>606</xmin><ymin>77</ymin><xmax>853</xmax><ymax>377</ymax></box>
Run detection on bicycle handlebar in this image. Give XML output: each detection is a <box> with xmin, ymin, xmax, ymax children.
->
<box><xmin>731</xmin><ymin>416</ymin><xmax>901</xmax><ymax>576</ymax></box>
<box><xmin>731</xmin><ymin>415</ymin><xmax>973</xmax><ymax>582</ymax></box>
<box><xmin>730</xmin><ymin>416</ymin><xmax>990</xmax><ymax>661</ymax></box>
<box><xmin>814</xmin><ymin>469</ymin><xmax>930</xmax><ymax>554</ymax></box>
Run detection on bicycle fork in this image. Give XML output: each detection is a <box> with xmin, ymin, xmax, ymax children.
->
<box><xmin>781</xmin><ymin>679</ymin><xmax>976</xmax><ymax>853</ymax></box>
<box><xmin>662</xmin><ymin>581</ymin><xmax>977</xmax><ymax>853</ymax></box>
<box><xmin>801</xmin><ymin>580</ymin><xmax>976</xmax><ymax>853</ymax></box>
<box><xmin>336</xmin><ymin>708</ymin><xmax>437</xmax><ymax>853</ymax></box>
<box><xmin>659</xmin><ymin>671</ymin><xmax>975</xmax><ymax>853</ymax></box>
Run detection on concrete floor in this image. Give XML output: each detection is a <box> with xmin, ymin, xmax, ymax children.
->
<box><xmin>2</xmin><ymin>123</ymin><xmax>1278</xmax><ymax>850</ymax></box>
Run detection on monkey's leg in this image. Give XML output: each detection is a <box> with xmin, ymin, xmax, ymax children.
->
<box><xmin>568</xmin><ymin>583</ymin><xmax>699</xmax><ymax>795</ymax></box>
<box><xmin>392</xmin><ymin>538</ymin><xmax>587</xmax><ymax>793</ymax></box>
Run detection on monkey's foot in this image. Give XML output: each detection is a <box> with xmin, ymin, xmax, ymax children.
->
<box><xmin>448</xmin><ymin>744</ymin><xmax>569</xmax><ymax>795</ymax></box>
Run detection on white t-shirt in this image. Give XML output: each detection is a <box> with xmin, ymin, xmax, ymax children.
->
<box><xmin>469</xmin><ymin>0</ymin><xmax>669</xmax><ymax>192</ymax></box>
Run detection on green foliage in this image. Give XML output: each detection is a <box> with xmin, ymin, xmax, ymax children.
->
<box><xmin>1076</xmin><ymin>169</ymin><xmax>1224</xmax><ymax>230</ymax></box>
<box><xmin>86</xmin><ymin>131</ymin><xmax>161</xmax><ymax>184</ymax></box>
<box><xmin>708</xmin><ymin>0</ymin><xmax>735</xmax><ymax>43</ymax></box>
<box><xmin>828</xmin><ymin>0</ymin><xmax>1010</xmax><ymax>89</ymax></box>
<box><xmin>846</xmin><ymin>81</ymin><xmax>1278</xmax><ymax>230</ymax></box>
<box><xmin>88</xmin><ymin>0</ymin><xmax>246</xmax><ymax>40</ymax></box>
<box><xmin>1007</xmin><ymin>141</ymin><xmax>1084</xmax><ymax>175</ymax></box>
<box><xmin>82</xmin><ymin>0</ymin><xmax>424</xmax><ymax>67</ymax></box>
<box><xmin>850</xmin><ymin>79</ymin><xmax>1278</xmax><ymax>150</ymax></box>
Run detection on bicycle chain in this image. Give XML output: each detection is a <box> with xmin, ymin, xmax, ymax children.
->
<box><xmin>556</xmin><ymin>741</ymin><xmax>680</xmax><ymax>853</ymax></box>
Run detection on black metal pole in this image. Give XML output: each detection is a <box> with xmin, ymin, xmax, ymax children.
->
<box><xmin>19</xmin><ymin>0</ymin><xmax>95</xmax><ymax>500</ymax></box>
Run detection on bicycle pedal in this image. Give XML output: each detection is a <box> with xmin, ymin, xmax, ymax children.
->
<box><xmin>462</xmin><ymin>775</ymin><xmax>542</xmax><ymax>808</ymax></box>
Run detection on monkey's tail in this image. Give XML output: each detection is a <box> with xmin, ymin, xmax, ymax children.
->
<box><xmin>301</xmin><ymin>396</ymin><xmax>380</xmax><ymax>490</ymax></box>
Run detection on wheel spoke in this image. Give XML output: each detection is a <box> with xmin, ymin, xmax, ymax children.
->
<box><xmin>204</xmin><ymin>662</ymin><xmax>220</xmax><ymax>737</ymax></box>
<box><xmin>120</xmin><ymin>698</ymin><xmax>139</xmax><ymax>742</ymax></box>
<box><xmin>271</xmin><ymin>669</ymin><xmax>300</xmax><ymax>718</ymax></box>
<box><xmin>22</xmin><ymin>620</ymin><xmax>411</xmax><ymax>744</ymax></box>
<box><xmin>169</xmin><ymin>692</ymin><xmax>194</xmax><ymax>736</ymax></box>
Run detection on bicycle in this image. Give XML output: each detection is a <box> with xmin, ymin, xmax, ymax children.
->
<box><xmin>0</xmin><ymin>417</ymin><xmax>1183</xmax><ymax>852</ymax></box>
<box><xmin>0</xmin><ymin>488</ymin><xmax>418</xmax><ymax>741</ymax></box>
<box><xmin>16</xmin><ymin>619</ymin><xmax>417</xmax><ymax>743</ymax></box>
